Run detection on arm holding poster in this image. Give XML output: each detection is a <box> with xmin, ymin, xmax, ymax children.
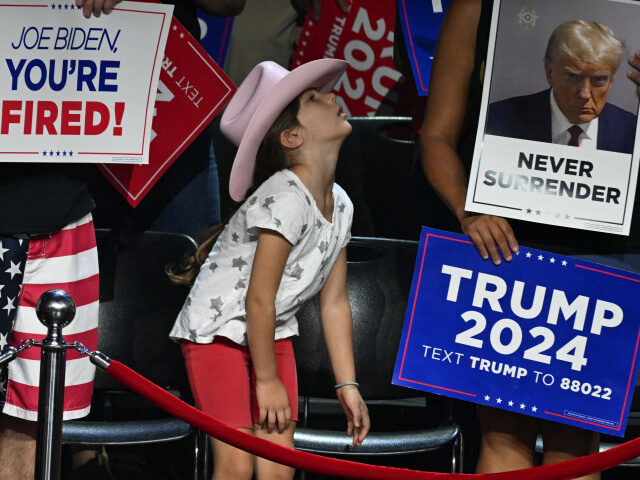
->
<box><xmin>420</xmin><ymin>0</ymin><xmax>519</xmax><ymax>266</ymax></box>
<box><xmin>415</xmin><ymin>0</ymin><xmax>640</xmax><ymax>476</ymax></box>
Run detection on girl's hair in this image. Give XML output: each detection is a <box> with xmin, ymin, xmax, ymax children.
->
<box><xmin>167</xmin><ymin>96</ymin><xmax>302</xmax><ymax>286</ymax></box>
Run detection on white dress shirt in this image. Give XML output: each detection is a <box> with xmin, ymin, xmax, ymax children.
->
<box><xmin>550</xmin><ymin>90</ymin><xmax>598</xmax><ymax>149</ymax></box>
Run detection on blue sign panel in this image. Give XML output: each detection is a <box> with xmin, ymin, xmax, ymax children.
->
<box><xmin>197</xmin><ymin>14</ymin><xmax>233</xmax><ymax>67</ymax></box>
<box><xmin>393</xmin><ymin>227</ymin><xmax>640</xmax><ymax>436</ymax></box>
<box><xmin>396</xmin><ymin>0</ymin><xmax>452</xmax><ymax>95</ymax></box>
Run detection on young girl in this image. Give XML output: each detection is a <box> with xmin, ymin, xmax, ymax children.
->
<box><xmin>169</xmin><ymin>59</ymin><xmax>370</xmax><ymax>480</ymax></box>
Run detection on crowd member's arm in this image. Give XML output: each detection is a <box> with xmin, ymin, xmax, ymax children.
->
<box><xmin>420</xmin><ymin>0</ymin><xmax>517</xmax><ymax>265</ymax></box>
<box><xmin>195</xmin><ymin>0</ymin><xmax>246</xmax><ymax>17</ymax></box>
<box><xmin>319</xmin><ymin>248</ymin><xmax>370</xmax><ymax>446</ymax></box>
<box><xmin>75</xmin><ymin>0</ymin><xmax>122</xmax><ymax>17</ymax></box>
<box><xmin>246</xmin><ymin>230</ymin><xmax>294</xmax><ymax>434</ymax></box>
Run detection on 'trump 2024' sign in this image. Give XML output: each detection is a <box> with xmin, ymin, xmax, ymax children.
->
<box><xmin>393</xmin><ymin>227</ymin><xmax>640</xmax><ymax>436</ymax></box>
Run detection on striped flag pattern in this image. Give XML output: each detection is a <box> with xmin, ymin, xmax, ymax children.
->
<box><xmin>4</xmin><ymin>214</ymin><xmax>98</xmax><ymax>421</ymax></box>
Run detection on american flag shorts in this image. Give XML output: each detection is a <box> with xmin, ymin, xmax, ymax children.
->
<box><xmin>0</xmin><ymin>213</ymin><xmax>98</xmax><ymax>421</ymax></box>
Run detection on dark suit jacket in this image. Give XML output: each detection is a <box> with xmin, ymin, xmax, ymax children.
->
<box><xmin>486</xmin><ymin>89</ymin><xmax>637</xmax><ymax>154</ymax></box>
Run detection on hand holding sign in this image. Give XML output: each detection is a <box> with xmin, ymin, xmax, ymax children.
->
<box><xmin>75</xmin><ymin>0</ymin><xmax>123</xmax><ymax>18</ymax></box>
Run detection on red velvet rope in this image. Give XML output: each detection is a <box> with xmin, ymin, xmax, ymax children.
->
<box><xmin>106</xmin><ymin>360</ymin><xmax>640</xmax><ymax>479</ymax></box>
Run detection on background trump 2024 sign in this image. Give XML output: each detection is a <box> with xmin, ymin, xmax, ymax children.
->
<box><xmin>393</xmin><ymin>227</ymin><xmax>640</xmax><ymax>436</ymax></box>
<box><xmin>0</xmin><ymin>0</ymin><xmax>172</xmax><ymax>164</ymax></box>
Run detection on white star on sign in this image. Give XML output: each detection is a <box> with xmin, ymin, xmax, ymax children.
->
<box><xmin>496</xmin><ymin>398</ymin><xmax>502</xmax><ymax>404</ymax></box>
<box><xmin>484</xmin><ymin>395</ymin><xmax>490</xmax><ymax>401</ymax></box>
<box><xmin>508</xmin><ymin>400</ymin><xmax>514</xmax><ymax>406</ymax></box>
<box><xmin>5</xmin><ymin>261</ymin><xmax>21</xmax><ymax>280</ymax></box>
<box><xmin>520</xmin><ymin>403</ymin><xmax>526</xmax><ymax>409</ymax></box>
<box><xmin>538</xmin><ymin>255</ymin><xmax>544</xmax><ymax>261</ymax></box>
<box><xmin>526</xmin><ymin>252</ymin><xmax>532</xmax><ymax>258</ymax></box>
<box><xmin>561</xmin><ymin>260</ymin><xmax>567</xmax><ymax>266</ymax></box>
<box><xmin>532</xmin><ymin>406</ymin><xmax>538</xmax><ymax>412</ymax></box>
<box><xmin>549</xmin><ymin>258</ymin><xmax>556</xmax><ymax>263</ymax></box>
<box><xmin>2</xmin><ymin>296</ymin><xmax>15</xmax><ymax>316</ymax></box>
<box><xmin>0</xmin><ymin>241</ymin><xmax>8</xmax><ymax>261</ymax></box>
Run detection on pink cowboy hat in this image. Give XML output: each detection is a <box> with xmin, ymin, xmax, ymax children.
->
<box><xmin>220</xmin><ymin>59</ymin><xmax>348</xmax><ymax>202</ymax></box>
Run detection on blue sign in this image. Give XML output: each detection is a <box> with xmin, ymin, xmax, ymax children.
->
<box><xmin>396</xmin><ymin>0</ymin><xmax>451</xmax><ymax>95</ymax></box>
<box><xmin>393</xmin><ymin>227</ymin><xmax>640</xmax><ymax>436</ymax></box>
<box><xmin>197</xmin><ymin>14</ymin><xmax>233</xmax><ymax>67</ymax></box>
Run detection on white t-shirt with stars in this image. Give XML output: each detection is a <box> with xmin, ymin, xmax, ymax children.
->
<box><xmin>169</xmin><ymin>169</ymin><xmax>353</xmax><ymax>346</ymax></box>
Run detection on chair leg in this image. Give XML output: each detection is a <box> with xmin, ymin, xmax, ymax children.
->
<box><xmin>451</xmin><ymin>431</ymin><xmax>464</xmax><ymax>473</ymax></box>
<box><xmin>194</xmin><ymin>429</ymin><xmax>209</xmax><ymax>480</ymax></box>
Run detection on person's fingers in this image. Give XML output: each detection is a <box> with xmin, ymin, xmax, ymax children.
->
<box><xmin>258</xmin><ymin>406</ymin><xmax>267</xmax><ymax>427</ymax></box>
<box><xmin>357</xmin><ymin>407</ymin><xmax>370</xmax><ymax>445</ymax></box>
<box><xmin>488</xmin><ymin>222</ymin><xmax>511</xmax><ymax>262</ymax></box>
<box><xmin>284</xmin><ymin>405</ymin><xmax>292</xmax><ymax>431</ymax></box>
<box><xmin>276</xmin><ymin>409</ymin><xmax>287</xmax><ymax>433</ymax></box>
<box><xmin>467</xmin><ymin>230</ymin><xmax>489</xmax><ymax>261</ymax></box>
<box><xmin>477</xmin><ymin>227</ymin><xmax>501</xmax><ymax>265</ymax></box>
<box><xmin>266</xmin><ymin>409</ymin><xmax>276</xmax><ymax>434</ymax></box>
<box><xmin>499</xmin><ymin>219</ymin><xmax>519</xmax><ymax>255</ymax></box>
<box><xmin>350</xmin><ymin>408</ymin><xmax>362</xmax><ymax>445</ymax></box>
<box><xmin>311</xmin><ymin>0</ymin><xmax>322</xmax><ymax>20</ymax></box>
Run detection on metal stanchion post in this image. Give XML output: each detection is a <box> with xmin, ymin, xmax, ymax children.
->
<box><xmin>33</xmin><ymin>289</ymin><xmax>76</xmax><ymax>480</ymax></box>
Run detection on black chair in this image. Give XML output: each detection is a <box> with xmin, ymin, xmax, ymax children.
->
<box><xmin>292</xmin><ymin>237</ymin><xmax>463</xmax><ymax>474</ymax></box>
<box><xmin>61</xmin><ymin>230</ymin><xmax>208</xmax><ymax>480</ymax></box>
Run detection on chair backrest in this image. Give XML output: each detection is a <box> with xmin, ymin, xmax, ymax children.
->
<box><xmin>93</xmin><ymin>230</ymin><xmax>196</xmax><ymax>393</ymax></box>
<box><xmin>293</xmin><ymin>237</ymin><xmax>421</xmax><ymax>400</ymax></box>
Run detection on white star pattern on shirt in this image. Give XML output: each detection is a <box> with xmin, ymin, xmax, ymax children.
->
<box><xmin>5</xmin><ymin>261</ymin><xmax>22</xmax><ymax>280</ymax></box>
<box><xmin>2</xmin><ymin>296</ymin><xmax>16</xmax><ymax>316</ymax></box>
<box><xmin>0</xmin><ymin>242</ymin><xmax>8</xmax><ymax>261</ymax></box>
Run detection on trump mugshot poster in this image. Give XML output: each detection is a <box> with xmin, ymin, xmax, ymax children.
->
<box><xmin>466</xmin><ymin>0</ymin><xmax>640</xmax><ymax>235</ymax></box>
<box><xmin>0</xmin><ymin>0</ymin><xmax>173</xmax><ymax>164</ymax></box>
<box><xmin>393</xmin><ymin>227</ymin><xmax>640</xmax><ymax>436</ymax></box>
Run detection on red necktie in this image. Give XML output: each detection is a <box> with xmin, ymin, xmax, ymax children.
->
<box><xmin>568</xmin><ymin>125</ymin><xmax>582</xmax><ymax>147</ymax></box>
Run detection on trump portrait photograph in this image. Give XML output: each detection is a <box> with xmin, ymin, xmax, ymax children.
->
<box><xmin>466</xmin><ymin>0</ymin><xmax>640</xmax><ymax>235</ymax></box>
<box><xmin>484</xmin><ymin>0</ymin><xmax>640</xmax><ymax>154</ymax></box>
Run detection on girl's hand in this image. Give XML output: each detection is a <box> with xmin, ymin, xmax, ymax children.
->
<box><xmin>460</xmin><ymin>214</ymin><xmax>518</xmax><ymax>265</ymax></box>
<box><xmin>256</xmin><ymin>377</ymin><xmax>292</xmax><ymax>434</ymax></box>
<box><xmin>336</xmin><ymin>386</ymin><xmax>370</xmax><ymax>446</ymax></box>
<box><xmin>628</xmin><ymin>50</ymin><xmax>640</xmax><ymax>97</ymax></box>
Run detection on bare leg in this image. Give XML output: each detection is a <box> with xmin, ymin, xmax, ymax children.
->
<box><xmin>0</xmin><ymin>414</ymin><xmax>37</xmax><ymax>480</ymax></box>
<box><xmin>541</xmin><ymin>420</ymin><xmax>600</xmax><ymax>480</ymax></box>
<box><xmin>476</xmin><ymin>406</ymin><xmax>538</xmax><ymax>473</ymax></box>
<box><xmin>210</xmin><ymin>428</ymin><xmax>254</xmax><ymax>480</ymax></box>
<box><xmin>254</xmin><ymin>422</ymin><xmax>296</xmax><ymax>480</ymax></box>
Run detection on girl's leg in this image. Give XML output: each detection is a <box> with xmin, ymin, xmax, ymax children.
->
<box><xmin>540</xmin><ymin>420</ymin><xmax>600</xmax><ymax>480</ymax></box>
<box><xmin>253</xmin><ymin>422</ymin><xmax>296</xmax><ymax>480</ymax></box>
<box><xmin>181</xmin><ymin>339</ymin><xmax>256</xmax><ymax>480</ymax></box>
<box><xmin>476</xmin><ymin>406</ymin><xmax>538</xmax><ymax>473</ymax></box>
<box><xmin>210</xmin><ymin>430</ymin><xmax>254</xmax><ymax>480</ymax></box>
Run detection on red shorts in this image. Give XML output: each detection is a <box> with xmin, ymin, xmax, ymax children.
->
<box><xmin>181</xmin><ymin>336</ymin><xmax>298</xmax><ymax>429</ymax></box>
